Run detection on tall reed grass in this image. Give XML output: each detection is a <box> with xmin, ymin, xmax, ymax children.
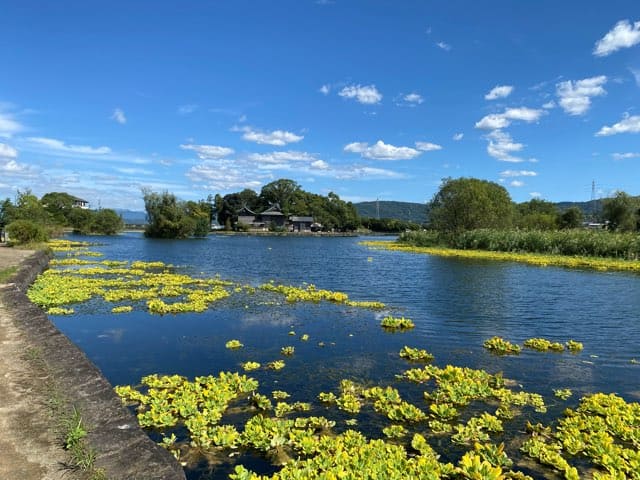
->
<box><xmin>399</xmin><ymin>229</ymin><xmax>640</xmax><ymax>260</ymax></box>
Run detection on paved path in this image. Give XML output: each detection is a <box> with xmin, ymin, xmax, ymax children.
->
<box><xmin>0</xmin><ymin>246</ymin><xmax>78</xmax><ymax>479</ymax></box>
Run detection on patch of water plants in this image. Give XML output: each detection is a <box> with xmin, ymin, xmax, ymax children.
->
<box><xmin>28</xmin><ymin>240</ymin><xmax>388</xmax><ymax>317</ymax></box>
<box><xmin>484</xmin><ymin>337</ymin><xmax>586</xmax><ymax>356</ymax></box>
<box><xmin>361</xmin><ymin>239</ymin><xmax>640</xmax><ymax>273</ymax></box>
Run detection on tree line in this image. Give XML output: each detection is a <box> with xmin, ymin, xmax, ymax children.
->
<box><xmin>0</xmin><ymin>191</ymin><xmax>124</xmax><ymax>244</ymax></box>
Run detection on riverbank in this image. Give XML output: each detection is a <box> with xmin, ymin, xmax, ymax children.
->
<box><xmin>0</xmin><ymin>246</ymin><xmax>185</xmax><ymax>480</ymax></box>
<box><xmin>361</xmin><ymin>240</ymin><xmax>640</xmax><ymax>273</ymax></box>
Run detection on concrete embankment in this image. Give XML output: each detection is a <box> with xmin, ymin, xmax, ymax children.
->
<box><xmin>0</xmin><ymin>248</ymin><xmax>186</xmax><ymax>480</ymax></box>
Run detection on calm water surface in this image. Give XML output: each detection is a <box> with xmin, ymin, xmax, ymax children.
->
<box><xmin>52</xmin><ymin>233</ymin><xmax>640</xmax><ymax>478</ymax></box>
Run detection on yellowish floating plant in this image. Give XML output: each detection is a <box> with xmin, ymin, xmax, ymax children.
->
<box><xmin>523</xmin><ymin>337</ymin><xmax>565</xmax><ymax>352</ymax></box>
<box><xmin>399</xmin><ymin>345</ymin><xmax>434</xmax><ymax>362</ymax></box>
<box><xmin>483</xmin><ymin>336</ymin><xmax>521</xmax><ymax>355</ymax></box>
<box><xmin>380</xmin><ymin>315</ymin><xmax>415</xmax><ymax>330</ymax></box>
<box><xmin>280</xmin><ymin>346</ymin><xmax>295</xmax><ymax>356</ymax></box>
<box><xmin>46</xmin><ymin>306</ymin><xmax>75</xmax><ymax>315</ymax></box>
<box><xmin>242</xmin><ymin>361</ymin><xmax>261</xmax><ymax>371</ymax></box>
<box><xmin>225</xmin><ymin>339</ymin><xmax>244</xmax><ymax>349</ymax></box>
<box><xmin>566</xmin><ymin>339</ymin><xmax>584</xmax><ymax>352</ymax></box>
<box><xmin>266</xmin><ymin>360</ymin><xmax>285</xmax><ymax>370</ymax></box>
<box><xmin>553</xmin><ymin>388</ymin><xmax>573</xmax><ymax>400</ymax></box>
<box><xmin>361</xmin><ymin>240</ymin><xmax>640</xmax><ymax>273</ymax></box>
<box><xmin>111</xmin><ymin>305</ymin><xmax>133</xmax><ymax>313</ymax></box>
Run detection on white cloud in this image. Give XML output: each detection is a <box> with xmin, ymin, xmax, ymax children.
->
<box><xmin>475</xmin><ymin>107</ymin><xmax>544</xmax><ymax>130</ymax></box>
<box><xmin>344</xmin><ymin>140</ymin><xmax>421</xmax><ymax>160</ymax></box>
<box><xmin>593</xmin><ymin>19</ymin><xmax>640</xmax><ymax>57</ymax></box>
<box><xmin>453</xmin><ymin>133</ymin><xmax>464</xmax><ymax>141</ymax></box>
<box><xmin>486</xmin><ymin>130</ymin><xmax>525</xmax><ymax>163</ymax></box>
<box><xmin>529</xmin><ymin>192</ymin><xmax>542</xmax><ymax>198</ymax></box>
<box><xmin>310</xmin><ymin>159</ymin><xmax>329</xmax><ymax>170</ymax></box>
<box><xmin>631</xmin><ymin>68</ymin><xmax>640</xmax><ymax>87</ymax></box>
<box><xmin>319</xmin><ymin>84</ymin><xmax>331</xmax><ymax>95</ymax></box>
<box><xmin>338</xmin><ymin>84</ymin><xmax>383</xmax><ymax>104</ymax></box>
<box><xmin>510</xmin><ymin>180</ymin><xmax>525</xmax><ymax>187</ymax></box>
<box><xmin>247</xmin><ymin>151</ymin><xmax>316</xmax><ymax>164</ymax></box>
<box><xmin>178</xmin><ymin>104</ymin><xmax>198</xmax><ymax>115</ymax></box>
<box><xmin>234</xmin><ymin>125</ymin><xmax>304</xmax><ymax>146</ymax></box>
<box><xmin>180</xmin><ymin>143</ymin><xmax>234</xmax><ymax>159</ymax></box>
<box><xmin>436</xmin><ymin>41</ymin><xmax>451</xmax><ymax>51</ymax></box>
<box><xmin>0</xmin><ymin>112</ymin><xmax>24</xmax><ymax>137</ymax></box>
<box><xmin>401</xmin><ymin>92</ymin><xmax>424</xmax><ymax>105</ymax></box>
<box><xmin>612</xmin><ymin>152</ymin><xmax>640</xmax><ymax>160</ymax></box>
<box><xmin>500</xmin><ymin>169</ymin><xmax>537</xmax><ymax>177</ymax></box>
<box><xmin>111</xmin><ymin>108</ymin><xmax>127</xmax><ymax>124</ymax></box>
<box><xmin>542</xmin><ymin>101</ymin><xmax>556</xmax><ymax>109</ymax></box>
<box><xmin>27</xmin><ymin>137</ymin><xmax>112</xmax><ymax>155</ymax></box>
<box><xmin>415</xmin><ymin>141</ymin><xmax>442</xmax><ymax>152</ymax></box>
<box><xmin>187</xmin><ymin>159</ymin><xmax>265</xmax><ymax>191</ymax></box>
<box><xmin>596</xmin><ymin>114</ymin><xmax>640</xmax><ymax>136</ymax></box>
<box><xmin>556</xmin><ymin>76</ymin><xmax>607</xmax><ymax>115</ymax></box>
<box><xmin>485</xmin><ymin>85</ymin><xmax>514</xmax><ymax>100</ymax></box>
<box><xmin>0</xmin><ymin>142</ymin><xmax>18</xmax><ymax>159</ymax></box>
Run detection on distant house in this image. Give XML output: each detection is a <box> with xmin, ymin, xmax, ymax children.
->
<box><xmin>289</xmin><ymin>216</ymin><xmax>314</xmax><ymax>232</ymax></box>
<box><xmin>234</xmin><ymin>204</ymin><xmax>318</xmax><ymax>232</ymax></box>
<box><xmin>72</xmin><ymin>196</ymin><xmax>89</xmax><ymax>209</ymax></box>
<box><xmin>256</xmin><ymin>204</ymin><xmax>287</xmax><ymax>228</ymax></box>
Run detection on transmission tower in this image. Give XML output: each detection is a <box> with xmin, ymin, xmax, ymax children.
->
<box><xmin>591</xmin><ymin>180</ymin><xmax>596</xmax><ymax>219</ymax></box>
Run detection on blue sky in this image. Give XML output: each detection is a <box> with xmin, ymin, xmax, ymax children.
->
<box><xmin>1</xmin><ymin>1</ymin><xmax>639</xmax><ymax>210</ymax></box>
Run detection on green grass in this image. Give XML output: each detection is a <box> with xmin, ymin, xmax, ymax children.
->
<box><xmin>0</xmin><ymin>266</ymin><xmax>18</xmax><ymax>283</ymax></box>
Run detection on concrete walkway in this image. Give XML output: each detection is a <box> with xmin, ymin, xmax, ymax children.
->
<box><xmin>0</xmin><ymin>246</ymin><xmax>75</xmax><ymax>479</ymax></box>
<box><xmin>0</xmin><ymin>246</ymin><xmax>186</xmax><ymax>480</ymax></box>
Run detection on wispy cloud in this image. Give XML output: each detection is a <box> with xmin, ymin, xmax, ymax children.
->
<box><xmin>344</xmin><ymin>140</ymin><xmax>421</xmax><ymax>160</ymax></box>
<box><xmin>180</xmin><ymin>143</ymin><xmax>234</xmax><ymax>159</ymax></box>
<box><xmin>596</xmin><ymin>114</ymin><xmax>640</xmax><ymax>136</ymax></box>
<box><xmin>178</xmin><ymin>104</ymin><xmax>198</xmax><ymax>115</ymax></box>
<box><xmin>630</xmin><ymin>68</ymin><xmax>640</xmax><ymax>87</ymax></box>
<box><xmin>338</xmin><ymin>84</ymin><xmax>383</xmax><ymax>105</ymax></box>
<box><xmin>0</xmin><ymin>112</ymin><xmax>24</xmax><ymax>138</ymax></box>
<box><xmin>612</xmin><ymin>152</ymin><xmax>640</xmax><ymax>160</ymax></box>
<box><xmin>486</xmin><ymin>130</ymin><xmax>525</xmax><ymax>163</ymax></box>
<box><xmin>0</xmin><ymin>142</ymin><xmax>18</xmax><ymax>159</ymax></box>
<box><xmin>26</xmin><ymin>137</ymin><xmax>112</xmax><ymax>155</ymax></box>
<box><xmin>484</xmin><ymin>85</ymin><xmax>514</xmax><ymax>100</ymax></box>
<box><xmin>499</xmin><ymin>169</ymin><xmax>537</xmax><ymax>177</ymax></box>
<box><xmin>111</xmin><ymin>108</ymin><xmax>127</xmax><ymax>124</ymax></box>
<box><xmin>247</xmin><ymin>151</ymin><xmax>317</xmax><ymax>164</ymax></box>
<box><xmin>510</xmin><ymin>180</ymin><xmax>524</xmax><ymax>187</ymax></box>
<box><xmin>319</xmin><ymin>84</ymin><xmax>331</xmax><ymax>95</ymax></box>
<box><xmin>452</xmin><ymin>133</ymin><xmax>464</xmax><ymax>141</ymax></box>
<box><xmin>415</xmin><ymin>141</ymin><xmax>442</xmax><ymax>152</ymax></box>
<box><xmin>396</xmin><ymin>92</ymin><xmax>424</xmax><ymax>106</ymax></box>
<box><xmin>233</xmin><ymin>125</ymin><xmax>304</xmax><ymax>146</ymax></box>
<box><xmin>593</xmin><ymin>19</ymin><xmax>640</xmax><ymax>57</ymax></box>
<box><xmin>556</xmin><ymin>76</ymin><xmax>607</xmax><ymax>115</ymax></box>
<box><xmin>475</xmin><ymin>107</ymin><xmax>544</xmax><ymax>130</ymax></box>
<box><xmin>436</xmin><ymin>41</ymin><xmax>451</xmax><ymax>51</ymax></box>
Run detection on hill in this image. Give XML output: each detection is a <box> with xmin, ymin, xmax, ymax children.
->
<box><xmin>114</xmin><ymin>209</ymin><xmax>147</xmax><ymax>225</ymax></box>
<box><xmin>355</xmin><ymin>201</ymin><xmax>428</xmax><ymax>224</ymax></box>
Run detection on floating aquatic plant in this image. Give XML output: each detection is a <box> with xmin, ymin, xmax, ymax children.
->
<box><xmin>566</xmin><ymin>339</ymin><xmax>584</xmax><ymax>352</ymax></box>
<box><xmin>242</xmin><ymin>361</ymin><xmax>261</xmax><ymax>371</ymax></box>
<box><xmin>280</xmin><ymin>346</ymin><xmax>295</xmax><ymax>356</ymax></box>
<box><xmin>554</xmin><ymin>388</ymin><xmax>573</xmax><ymax>400</ymax></box>
<box><xmin>226</xmin><ymin>339</ymin><xmax>244</xmax><ymax>349</ymax></box>
<box><xmin>399</xmin><ymin>345</ymin><xmax>434</xmax><ymax>362</ymax></box>
<box><xmin>111</xmin><ymin>305</ymin><xmax>133</xmax><ymax>313</ymax></box>
<box><xmin>523</xmin><ymin>337</ymin><xmax>565</xmax><ymax>352</ymax></box>
<box><xmin>266</xmin><ymin>360</ymin><xmax>285</xmax><ymax>370</ymax></box>
<box><xmin>380</xmin><ymin>315</ymin><xmax>415</xmax><ymax>330</ymax></box>
<box><xmin>483</xmin><ymin>336</ymin><xmax>521</xmax><ymax>355</ymax></box>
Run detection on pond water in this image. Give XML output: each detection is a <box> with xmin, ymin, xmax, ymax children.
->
<box><xmin>51</xmin><ymin>233</ymin><xmax>640</xmax><ymax>478</ymax></box>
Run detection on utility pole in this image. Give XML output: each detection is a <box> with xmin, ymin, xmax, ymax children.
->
<box><xmin>591</xmin><ymin>180</ymin><xmax>596</xmax><ymax>220</ymax></box>
<box><xmin>376</xmin><ymin>198</ymin><xmax>380</xmax><ymax>219</ymax></box>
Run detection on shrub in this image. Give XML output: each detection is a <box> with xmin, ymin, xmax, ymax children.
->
<box><xmin>6</xmin><ymin>220</ymin><xmax>49</xmax><ymax>244</ymax></box>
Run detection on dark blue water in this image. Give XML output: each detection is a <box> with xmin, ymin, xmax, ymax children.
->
<box><xmin>51</xmin><ymin>233</ymin><xmax>640</xmax><ymax>478</ymax></box>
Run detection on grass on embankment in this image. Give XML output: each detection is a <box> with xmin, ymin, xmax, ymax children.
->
<box><xmin>0</xmin><ymin>266</ymin><xmax>18</xmax><ymax>283</ymax></box>
<box><xmin>362</xmin><ymin>229</ymin><xmax>640</xmax><ymax>273</ymax></box>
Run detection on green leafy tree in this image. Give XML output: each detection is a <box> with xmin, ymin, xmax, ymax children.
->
<box><xmin>67</xmin><ymin>208</ymin><xmax>94</xmax><ymax>234</ymax></box>
<box><xmin>428</xmin><ymin>177</ymin><xmax>514</xmax><ymax>233</ymax></box>
<box><xmin>602</xmin><ymin>191</ymin><xmax>639</xmax><ymax>231</ymax></box>
<box><xmin>142</xmin><ymin>189</ymin><xmax>211</xmax><ymax>238</ymax></box>
<box><xmin>92</xmin><ymin>209</ymin><xmax>124</xmax><ymax>235</ymax></box>
<box><xmin>259</xmin><ymin>179</ymin><xmax>301</xmax><ymax>215</ymax></box>
<box><xmin>40</xmin><ymin>192</ymin><xmax>76</xmax><ymax>225</ymax></box>
<box><xmin>11</xmin><ymin>190</ymin><xmax>51</xmax><ymax>224</ymax></box>
<box><xmin>559</xmin><ymin>207</ymin><xmax>584</xmax><ymax>229</ymax></box>
<box><xmin>515</xmin><ymin>199</ymin><xmax>559</xmax><ymax>230</ymax></box>
<box><xmin>6</xmin><ymin>219</ymin><xmax>48</xmax><ymax>244</ymax></box>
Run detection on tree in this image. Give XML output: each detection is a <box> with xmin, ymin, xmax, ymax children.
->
<box><xmin>515</xmin><ymin>199</ymin><xmax>559</xmax><ymax>230</ymax></box>
<box><xmin>92</xmin><ymin>209</ymin><xmax>124</xmax><ymax>235</ymax></box>
<box><xmin>67</xmin><ymin>207</ymin><xmax>94</xmax><ymax>234</ymax></box>
<box><xmin>559</xmin><ymin>207</ymin><xmax>584</xmax><ymax>229</ymax></box>
<box><xmin>40</xmin><ymin>192</ymin><xmax>76</xmax><ymax>224</ymax></box>
<box><xmin>428</xmin><ymin>177</ymin><xmax>514</xmax><ymax>233</ymax></box>
<box><xmin>602</xmin><ymin>191</ymin><xmax>639</xmax><ymax>231</ymax></box>
<box><xmin>142</xmin><ymin>189</ymin><xmax>210</xmax><ymax>238</ymax></box>
<box><xmin>259</xmin><ymin>179</ymin><xmax>301</xmax><ymax>215</ymax></box>
<box><xmin>11</xmin><ymin>190</ymin><xmax>51</xmax><ymax>224</ymax></box>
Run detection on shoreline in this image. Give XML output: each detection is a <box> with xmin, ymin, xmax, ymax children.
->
<box><xmin>0</xmin><ymin>246</ymin><xmax>185</xmax><ymax>480</ymax></box>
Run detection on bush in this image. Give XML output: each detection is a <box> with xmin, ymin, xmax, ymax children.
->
<box><xmin>6</xmin><ymin>220</ymin><xmax>49</xmax><ymax>244</ymax></box>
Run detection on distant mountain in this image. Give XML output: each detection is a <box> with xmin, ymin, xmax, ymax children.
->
<box><xmin>113</xmin><ymin>209</ymin><xmax>147</xmax><ymax>225</ymax></box>
<box><xmin>354</xmin><ymin>201</ymin><xmax>428</xmax><ymax>224</ymax></box>
<box><xmin>555</xmin><ymin>199</ymin><xmax>602</xmax><ymax>217</ymax></box>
